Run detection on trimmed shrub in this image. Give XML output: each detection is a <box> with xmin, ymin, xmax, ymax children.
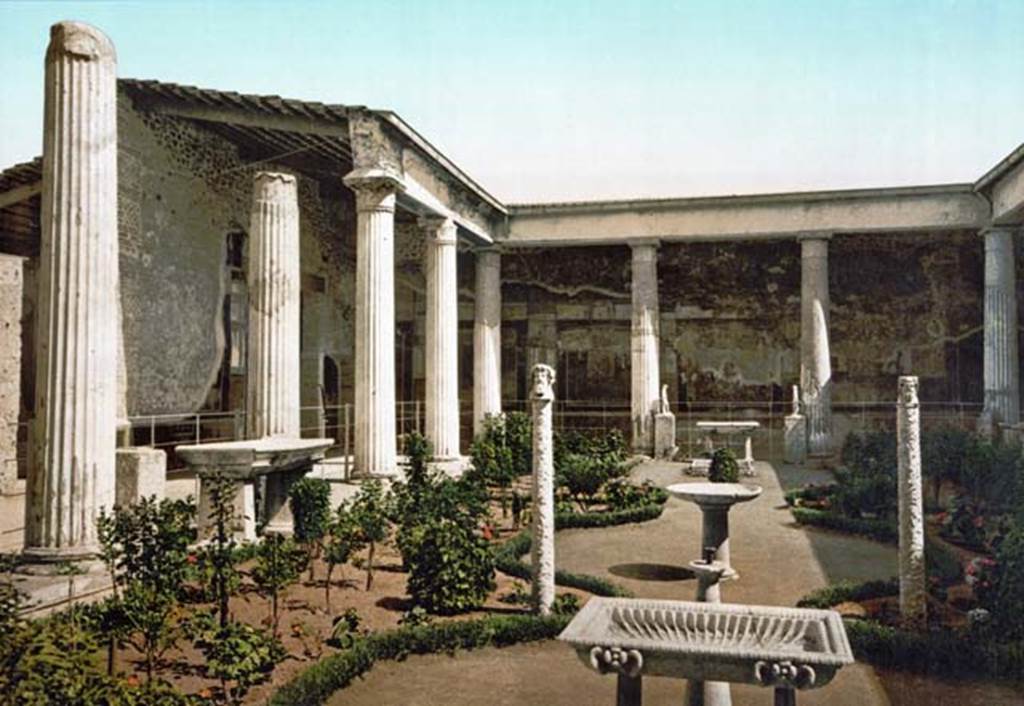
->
<box><xmin>985</xmin><ymin>526</ymin><xmax>1024</xmax><ymax>640</ymax></box>
<box><xmin>796</xmin><ymin>578</ymin><xmax>900</xmax><ymax>609</ymax></box>
<box><xmin>708</xmin><ymin>448</ymin><xmax>740</xmax><ymax>483</ymax></box>
<box><xmin>406</xmin><ymin>518</ymin><xmax>495</xmax><ymax>615</ymax></box>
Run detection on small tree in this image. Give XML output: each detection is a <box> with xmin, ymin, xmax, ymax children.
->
<box><xmin>349</xmin><ymin>479</ymin><xmax>391</xmax><ymax>590</ymax></box>
<box><xmin>96</xmin><ymin>495</ymin><xmax>195</xmax><ymax>682</ymax></box>
<box><xmin>251</xmin><ymin>533</ymin><xmax>304</xmax><ymax>637</ymax></box>
<box><xmin>199</xmin><ymin>474</ymin><xmax>243</xmax><ymax>628</ymax></box>
<box><xmin>323</xmin><ymin>507</ymin><xmax>358</xmax><ymax>613</ymax></box>
<box><xmin>189</xmin><ymin>610</ymin><xmax>284</xmax><ymax>705</ymax></box>
<box><xmin>288</xmin><ymin>476</ymin><xmax>332</xmax><ymax>581</ymax></box>
<box><xmin>406</xmin><ymin>517</ymin><xmax>495</xmax><ymax>614</ymax></box>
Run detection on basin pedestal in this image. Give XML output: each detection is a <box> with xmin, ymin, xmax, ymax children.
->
<box><xmin>685</xmin><ymin>559</ymin><xmax>732</xmax><ymax>706</ymax></box>
<box><xmin>667</xmin><ymin>483</ymin><xmax>762</xmax><ymax>577</ymax></box>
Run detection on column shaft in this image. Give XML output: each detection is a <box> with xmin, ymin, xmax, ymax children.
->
<box><xmin>473</xmin><ymin>249</ymin><xmax>502</xmax><ymax>435</ymax></box>
<box><xmin>246</xmin><ymin>172</ymin><xmax>301</xmax><ymax>439</ymax></box>
<box><xmin>423</xmin><ymin>217</ymin><xmax>460</xmax><ymax>458</ymax></box>
<box><xmin>897</xmin><ymin>376</ymin><xmax>927</xmax><ymax>629</ymax></box>
<box><xmin>25</xmin><ymin>22</ymin><xmax>119</xmax><ymax>560</ymax></box>
<box><xmin>531</xmin><ymin>364</ymin><xmax>556</xmax><ymax>615</ymax></box>
<box><xmin>345</xmin><ymin>170</ymin><xmax>401</xmax><ymax>476</ymax></box>
<box><xmin>982</xmin><ymin>228</ymin><xmax>1020</xmax><ymax>428</ymax></box>
<box><xmin>800</xmin><ymin>236</ymin><xmax>832</xmax><ymax>457</ymax></box>
<box><xmin>630</xmin><ymin>243</ymin><xmax>660</xmax><ymax>453</ymax></box>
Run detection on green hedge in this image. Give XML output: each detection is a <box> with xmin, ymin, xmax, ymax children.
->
<box><xmin>492</xmin><ymin>530</ymin><xmax>633</xmax><ymax>598</ymax></box>
<box><xmin>270</xmin><ymin>613</ymin><xmax>572</xmax><ymax>705</ymax></box>
<box><xmin>790</xmin><ymin>506</ymin><xmax>898</xmax><ymax>543</ymax></box>
<box><xmin>796</xmin><ymin>578</ymin><xmax>899</xmax><ymax>609</ymax></box>
<box><xmin>554</xmin><ymin>500</ymin><xmax>665</xmax><ymax>530</ymax></box>
<box><xmin>844</xmin><ymin>620</ymin><xmax>1024</xmax><ymax>681</ymax></box>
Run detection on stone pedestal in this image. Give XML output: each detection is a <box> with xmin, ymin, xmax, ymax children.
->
<box><xmin>531</xmin><ymin>364</ymin><xmax>556</xmax><ymax>616</ymax></box>
<box><xmin>686</xmin><ymin>559</ymin><xmax>732</xmax><ymax>706</ymax></box>
<box><xmin>263</xmin><ymin>468</ymin><xmax>306</xmax><ymax>535</ymax></box>
<box><xmin>115</xmin><ymin>448</ymin><xmax>166</xmax><ymax>506</ymax></box>
<box><xmin>799</xmin><ymin>235</ymin><xmax>832</xmax><ymax>459</ymax></box>
<box><xmin>422</xmin><ymin>216</ymin><xmax>460</xmax><ymax>459</ymax></box>
<box><xmin>630</xmin><ymin>242</ymin><xmax>660</xmax><ymax>454</ymax></box>
<box><xmin>344</xmin><ymin>167</ymin><xmax>403</xmax><ymax>477</ymax></box>
<box><xmin>980</xmin><ymin>227</ymin><xmax>1020</xmax><ymax>434</ymax></box>
<box><xmin>654</xmin><ymin>412</ymin><xmax>677</xmax><ymax>460</ymax></box>
<box><xmin>246</xmin><ymin>172</ymin><xmax>301</xmax><ymax>439</ymax></box>
<box><xmin>897</xmin><ymin>376</ymin><xmax>927</xmax><ymax>629</ymax></box>
<box><xmin>24</xmin><ymin>22</ymin><xmax>119</xmax><ymax>562</ymax></box>
<box><xmin>783</xmin><ymin>414</ymin><xmax>807</xmax><ymax>464</ymax></box>
<box><xmin>473</xmin><ymin>248</ymin><xmax>502</xmax><ymax>436</ymax></box>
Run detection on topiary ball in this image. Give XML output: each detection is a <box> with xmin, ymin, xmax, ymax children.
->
<box><xmin>708</xmin><ymin>448</ymin><xmax>740</xmax><ymax>483</ymax></box>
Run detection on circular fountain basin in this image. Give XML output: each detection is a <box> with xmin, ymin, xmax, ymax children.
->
<box><xmin>666</xmin><ymin>482</ymin><xmax>763</xmax><ymax>508</ymax></box>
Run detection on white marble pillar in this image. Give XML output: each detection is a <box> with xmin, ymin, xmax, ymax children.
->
<box><xmin>421</xmin><ymin>215</ymin><xmax>460</xmax><ymax>459</ymax></box>
<box><xmin>631</xmin><ymin>242</ymin><xmax>660</xmax><ymax>454</ymax></box>
<box><xmin>344</xmin><ymin>168</ymin><xmax>403</xmax><ymax>477</ymax></box>
<box><xmin>897</xmin><ymin>376</ymin><xmax>927</xmax><ymax>629</ymax></box>
<box><xmin>24</xmin><ymin>22</ymin><xmax>119</xmax><ymax>561</ymax></box>
<box><xmin>473</xmin><ymin>248</ymin><xmax>502</xmax><ymax>436</ymax></box>
<box><xmin>531</xmin><ymin>364</ymin><xmax>556</xmax><ymax>616</ymax></box>
<box><xmin>799</xmin><ymin>235</ymin><xmax>832</xmax><ymax>458</ymax></box>
<box><xmin>981</xmin><ymin>227</ymin><xmax>1020</xmax><ymax>432</ymax></box>
<box><xmin>246</xmin><ymin>172</ymin><xmax>301</xmax><ymax>439</ymax></box>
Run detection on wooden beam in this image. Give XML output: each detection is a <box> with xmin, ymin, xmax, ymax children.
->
<box><xmin>135</xmin><ymin>95</ymin><xmax>352</xmax><ymax>138</ymax></box>
<box><xmin>0</xmin><ymin>181</ymin><xmax>41</xmax><ymax>210</ymax></box>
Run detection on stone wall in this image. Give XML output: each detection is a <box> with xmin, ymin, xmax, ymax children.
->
<box><xmin>117</xmin><ymin>95</ymin><xmax>357</xmax><ymax>420</ymax></box>
<box><xmin>498</xmin><ymin>233</ymin><xmax>992</xmax><ymax>410</ymax></box>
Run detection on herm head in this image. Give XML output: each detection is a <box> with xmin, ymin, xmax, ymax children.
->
<box><xmin>531</xmin><ymin>364</ymin><xmax>556</xmax><ymax>402</ymax></box>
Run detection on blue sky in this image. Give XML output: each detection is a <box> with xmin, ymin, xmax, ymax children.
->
<box><xmin>1</xmin><ymin>0</ymin><xmax>1022</xmax><ymax>203</ymax></box>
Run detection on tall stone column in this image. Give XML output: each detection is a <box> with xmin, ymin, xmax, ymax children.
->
<box><xmin>897</xmin><ymin>376</ymin><xmax>927</xmax><ymax>629</ymax></box>
<box><xmin>24</xmin><ymin>22</ymin><xmax>119</xmax><ymax>561</ymax></box>
<box><xmin>530</xmin><ymin>364</ymin><xmax>556</xmax><ymax>616</ymax></box>
<box><xmin>980</xmin><ymin>227</ymin><xmax>1020</xmax><ymax>433</ymax></box>
<box><xmin>473</xmin><ymin>248</ymin><xmax>502</xmax><ymax>436</ymax></box>
<box><xmin>344</xmin><ymin>168</ymin><xmax>403</xmax><ymax>477</ymax></box>
<box><xmin>799</xmin><ymin>235</ymin><xmax>832</xmax><ymax>458</ymax></box>
<box><xmin>421</xmin><ymin>215</ymin><xmax>460</xmax><ymax>459</ymax></box>
<box><xmin>630</xmin><ymin>242</ymin><xmax>660</xmax><ymax>454</ymax></box>
<box><xmin>246</xmin><ymin>172</ymin><xmax>301</xmax><ymax>439</ymax></box>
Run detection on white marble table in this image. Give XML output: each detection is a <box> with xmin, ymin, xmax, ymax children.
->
<box><xmin>694</xmin><ymin>421</ymin><xmax>761</xmax><ymax>474</ymax></box>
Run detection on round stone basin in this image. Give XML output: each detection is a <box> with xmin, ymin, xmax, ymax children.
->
<box><xmin>667</xmin><ymin>482</ymin><xmax>763</xmax><ymax>577</ymax></box>
<box><xmin>666</xmin><ymin>482</ymin><xmax>762</xmax><ymax>508</ymax></box>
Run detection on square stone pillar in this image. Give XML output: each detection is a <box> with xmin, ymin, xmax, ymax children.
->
<box><xmin>979</xmin><ymin>227</ymin><xmax>1020</xmax><ymax>434</ymax></box>
<box><xmin>473</xmin><ymin>248</ymin><xmax>502</xmax><ymax>436</ymax></box>
<box><xmin>115</xmin><ymin>447</ymin><xmax>166</xmax><ymax>506</ymax></box>
<box><xmin>344</xmin><ymin>167</ymin><xmax>404</xmax><ymax>477</ymax></box>
<box><xmin>421</xmin><ymin>215</ymin><xmax>460</xmax><ymax>459</ymax></box>
<box><xmin>24</xmin><ymin>22</ymin><xmax>119</xmax><ymax>561</ymax></box>
<box><xmin>799</xmin><ymin>234</ymin><xmax>833</xmax><ymax>459</ymax></box>
<box><xmin>630</xmin><ymin>242</ymin><xmax>660</xmax><ymax>454</ymax></box>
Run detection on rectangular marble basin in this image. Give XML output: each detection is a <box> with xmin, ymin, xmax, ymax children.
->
<box><xmin>559</xmin><ymin>597</ymin><xmax>853</xmax><ymax>688</ymax></box>
<box><xmin>175</xmin><ymin>437</ymin><xmax>332</xmax><ymax>479</ymax></box>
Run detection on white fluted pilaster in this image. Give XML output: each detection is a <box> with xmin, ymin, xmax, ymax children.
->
<box><xmin>246</xmin><ymin>172</ymin><xmax>301</xmax><ymax>439</ymax></box>
<box><xmin>473</xmin><ymin>248</ymin><xmax>502</xmax><ymax>435</ymax></box>
<box><xmin>25</xmin><ymin>22</ymin><xmax>119</xmax><ymax>561</ymax></box>
<box><xmin>800</xmin><ymin>235</ymin><xmax>833</xmax><ymax>457</ymax></box>
<box><xmin>422</xmin><ymin>216</ymin><xmax>460</xmax><ymax>459</ymax></box>
<box><xmin>630</xmin><ymin>242</ymin><xmax>660</xmax><ymax>454</ymax></box>
<box><xmin>344</xmin><ymin>168</ymin><xmax>403</xmax><ymax>477</ymax></box>
<box><xmin>981</xmin><ymin>227</ymin><xmax>1020</xmax><ymax>430</ymax></box>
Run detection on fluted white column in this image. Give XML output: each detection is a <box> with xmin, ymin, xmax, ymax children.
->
<box><xmin>25</xmin><ymin>21</ymin><xmax>119</xmax><ymax>561</ymax></box>
<box><xmin>422</xmin><ymin>216</ymin><xmax>460</xmax><ymax>459</ymax></box>
<box><xmin>344</xmin><ymin>168</ymin><xmax>403</xmax><ymax>477</ymax></box>
<box><xmin>981</xmin><ymin>227</ymin><xmax>1020</xmax><ymax>430</ymax></box>
<box><xmin>897</xmin><ymin>376</ymin><xmax>927</xmax><ymax>629</ymax></box>
<box><xmin>631</xmin><ymin>242</ymin><xmax>660</xmax><ymax>454</ymax></box>
<box><xmin>800</xmin><ymin>235</ymin><xmax>833</xmax><ymax>457</ymax></box>
<box><xmin>473</xmin><ymin>248</ymin><xmax>502</xmax><ymax>435</ymax></box>
<box><xmin>246</xmin><ymin>172</ymin><xmax>301</xmax><ymax>439</ymax></box>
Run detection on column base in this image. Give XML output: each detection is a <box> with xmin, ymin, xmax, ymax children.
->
<box><xmin>14</xmin><ymin>557</ymin><xmax>112</xmax><ymax>617</ymax></box>
<box><xmin>20</xmin><ymin>545</ymin><xmax>100</xmax><ymax>564</ymax></box>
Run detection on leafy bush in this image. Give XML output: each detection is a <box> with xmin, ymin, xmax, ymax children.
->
<box><xmin>557</xmin><ymin>453</ymin><xmax>612</xmax><ymax>511</ymax></box>
<box><xmin>984</xmin><ymin>526</ymin><xmax>1024</xmax><ymax>640</ymax></box>
<box><xmin>288</xmin><ymin>476</ymin><xmax>332</xmax><ymax>580</ymax></box>
<box><xmin>920</xmin><ymin>427</ymin><xmax>972</xmax><ymax>504</ymax></box>
<box><xmin>604</xmin><ymin>479</ymin><xmax>665</xmax><ymax>511</ymax></box>
<box><xmin>469</xmin><ymin>413</ymin><xmax>532</xmax><ymax>492</ymax></box>
<box><xmin>269</xmin><ymin>614</ymin><xmax>572</xmax><ymax>706</ymax></box>
<box><xmin>189</xmin><ymin>611</ymin><xmax>284</xmax><ymax>704</ymax></box>
<box><xmin>323</xmin><ymin>507</ymin><xmax>358</xmax><ymax>614</ymax></box>
<box><xmin>346</xmin><ymin>480</ymin><xmax>392</xmax><ymax>591</ymax></box>
<box><xmin>327</xmin><ymin>608</ymin><xmax>364</xmax><ymax>649</ymax></box>
<box><xmin>552</xmin><ymin>593</ymin><xmax>581</xmax><ymax>616</ymax></box>
<box><xmin>251</xmin><ymin>534</ymin><xmax>305</xmax><ymax>637</ymax></box>
<box><xmin>708</xmin><ymin>448</ymin><xmax>740</xmax><ymax>483</ymax></box>
<box><xmin>406</xmin><ymin>517</ymin><xmax>495</xmax><ymax>615</ymax></box>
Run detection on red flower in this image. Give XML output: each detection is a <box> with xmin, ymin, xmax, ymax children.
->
<box><xmin>186</xmin><ymin>553</ymin><xmax>198</xmax><ymax>565</ymax></box>
<box><xmin>481</xmin><ymin>524</ymin><xmax>494</xmax><ymax>541</ymax></box>
<box><xmin>125</xmin><ymin>675</ymin><xmax>139</xmax><ymax>687</ymax></box>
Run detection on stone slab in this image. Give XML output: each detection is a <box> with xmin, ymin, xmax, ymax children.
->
<box><xmin>115</xmin><ymin>447</ymin><xmax>167</xmax><ymax>506</ymax></box>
